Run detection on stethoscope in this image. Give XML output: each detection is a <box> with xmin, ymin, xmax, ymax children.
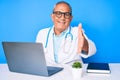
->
<box><xmin>45</xmin><ymin>26</ymin><xmax>73</xmax><ymax>53</ymax></box>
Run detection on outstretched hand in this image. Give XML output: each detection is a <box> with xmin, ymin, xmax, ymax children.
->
<box><xmin>77</xmin><ymin>23</ymin><xmax>85</xmax><ymax>53</ymax></box>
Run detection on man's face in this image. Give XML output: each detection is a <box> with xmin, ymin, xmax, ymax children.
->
<box><xmin>51</xmin><ymin>3</ymin><xmax>72</xmax><ymax>35</ymax></box>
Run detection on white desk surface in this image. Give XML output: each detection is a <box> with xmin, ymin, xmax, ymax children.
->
<box><xmin>0</xmin><ymin>63</ymin><xmax>120</xmax><ymax>80</ymax></box>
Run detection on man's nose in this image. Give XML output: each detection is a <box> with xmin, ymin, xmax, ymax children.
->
<box><xmin>60</xmin><ymin>14</ymin><xmax>65</xmax><ymax>19</ymax></box>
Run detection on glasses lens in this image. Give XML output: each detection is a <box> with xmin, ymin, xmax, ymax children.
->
<box><xmin>64</xmin><ymin>12</ymin><xmax>71</xmax><ymax>19</ymax></box>
<box><xmin>53</xmin><ymin>11</ymin><xmax>71</xmax><ymax>19</ymax></box>
<box><xmin>53</xmin><ymin>11</ymin><xmax>62</xmax><ymax>18</ymax></box>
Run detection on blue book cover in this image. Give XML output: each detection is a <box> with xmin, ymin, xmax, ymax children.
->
<box><xmin>87</xmin><ymin>63</ymin><xmax>111</xmax><ymax>74</ymax></box>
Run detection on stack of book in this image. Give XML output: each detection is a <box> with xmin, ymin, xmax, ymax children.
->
<box><xmin>87</xmin><ymin>63</ymin><xmax>111</xmax><ymax>74</ymax></box>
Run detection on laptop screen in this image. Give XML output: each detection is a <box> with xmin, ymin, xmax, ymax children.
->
<box><xmin>2</xmin><ymin>42</ymin><xmax>63</xmax><ymax>76</ymax></box>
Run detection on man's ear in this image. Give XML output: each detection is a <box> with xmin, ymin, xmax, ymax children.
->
<box><xmin>70</xmin><ymin>16</ymin><xmax>73</xmax><ymax>22</ymax></box>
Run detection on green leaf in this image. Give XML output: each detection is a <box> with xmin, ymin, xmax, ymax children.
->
<box><xmin>72</xmin><ymin>62</ymin><xmax>82</xmax><ymax>68</ymax></box>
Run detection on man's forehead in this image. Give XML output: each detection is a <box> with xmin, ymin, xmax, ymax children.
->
<box><xmin>54</xmin><ymin>3</ymin><xmax>71</xmax><ymax>12</ymax></box>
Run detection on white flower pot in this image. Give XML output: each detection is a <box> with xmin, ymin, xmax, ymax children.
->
<box><xmin>72</xmin><ymin>68</ymin><xmax>83</xmax><ymax>80</ymax></box>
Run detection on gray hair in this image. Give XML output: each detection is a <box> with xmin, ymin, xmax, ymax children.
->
<box><xmin>53</xmin><ymin>1</ymin><xmax>72</xmax><ymax>14</ymax></box>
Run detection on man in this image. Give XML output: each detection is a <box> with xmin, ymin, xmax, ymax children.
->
<box><xmin>36</xmin><ymin>1</ymin><xmax>96</xmax><ymax>65</ymax></box>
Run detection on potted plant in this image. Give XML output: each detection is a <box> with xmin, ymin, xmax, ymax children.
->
<box><xmin>72</xmin><ymin>61</ymin><xmax>83</xmax><ymax>79</ymax></box>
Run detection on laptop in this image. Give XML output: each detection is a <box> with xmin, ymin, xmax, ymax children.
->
<box><xmin>2</xmin><ymin>42</ymin><xmax>63</xmax><ymax>77</ymax></box>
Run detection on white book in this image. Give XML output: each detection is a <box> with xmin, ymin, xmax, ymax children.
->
<box><xmin>87</xmin><ymin>63</ymin><xmax>111</xmax><ymax>74</ymax></box>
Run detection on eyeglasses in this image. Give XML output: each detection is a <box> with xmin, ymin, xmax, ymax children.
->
<box><xmin>53</xmin><ymin>11</ymin><xmax>72</xmax><ymax>19</ymax></box>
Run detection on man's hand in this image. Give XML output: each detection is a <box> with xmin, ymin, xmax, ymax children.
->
<box><xmin>77</xmin><ymin>23</ymin><xmax>88</xmax><ymax>54</ymax></box>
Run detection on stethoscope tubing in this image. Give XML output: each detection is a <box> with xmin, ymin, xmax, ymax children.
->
<box><xmin>45</xmin><ymin>26</ymin><xmax>73</xmax><ymax>49</ymax></box>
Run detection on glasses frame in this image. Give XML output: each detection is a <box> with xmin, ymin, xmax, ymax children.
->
<box><xmin>53</xmin><ymin>11</ymin><xmax>72</xmax><ymax>19</ymax></box>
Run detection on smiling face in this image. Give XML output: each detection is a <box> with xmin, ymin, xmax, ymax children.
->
<box><xmin>51</xmin><ymin>3</ymin><xmax>73</xmax><ymax>35</ymax></box>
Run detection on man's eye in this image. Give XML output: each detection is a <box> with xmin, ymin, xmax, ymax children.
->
<box><xmin>65</xmin><ymin>13</ymin><xmax>70</xmax><ymax>16</ymax></box>
<box><xmin>56</xmin><ymin>12</ymin><xmax>61</xmax><ymax>15</ymax></box>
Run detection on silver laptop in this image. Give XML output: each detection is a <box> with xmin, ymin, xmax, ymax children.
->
<box><xmin>2</xmin><ymin>42</ymin><xmax>63</xmax><ymax>77</ymax></box>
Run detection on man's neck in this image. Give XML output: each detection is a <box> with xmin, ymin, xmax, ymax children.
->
<box><xmin>54</xmin><ymin>27</ymin><xmax>69</xmax><ymax>36</ymax></box>
<box><xmin>54</xmin><ymin>29</ymin><xmax>62</xmax><ymax>35</ymax></box>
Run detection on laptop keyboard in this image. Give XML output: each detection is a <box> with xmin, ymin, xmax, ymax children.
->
<box><xmin>47</xmin><ymin>66</ymin><xmax>63</xmax><ymax>76</ymax></box>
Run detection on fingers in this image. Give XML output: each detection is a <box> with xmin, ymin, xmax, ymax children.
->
<box><xmin>77</xmin><ymin>23</ymin><xmax>84</xmax><ymax>53</ymax></box>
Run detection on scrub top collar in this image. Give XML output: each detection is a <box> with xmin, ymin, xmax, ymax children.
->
<box><xmin>52</xmin><ymin>25</ymin><xmax>70</xmax><ymax>37</ymax></box>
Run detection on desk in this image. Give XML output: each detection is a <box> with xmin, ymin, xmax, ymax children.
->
<box><xmin>0</xmin><ymin>63</ymin><xmax>120</xmax><ymax>80</ymax></box>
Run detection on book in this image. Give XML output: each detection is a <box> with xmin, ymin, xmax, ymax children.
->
<box><xmin>87</xmin><ymin>63</ymin><xmax>111</xmax><ymax>74</ymax></box>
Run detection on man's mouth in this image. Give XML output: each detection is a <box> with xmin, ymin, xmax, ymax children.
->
<box><xmin>58</xmin><ymin>21</ymin><xmax>65</xmax><ymax>24</ymax></box>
